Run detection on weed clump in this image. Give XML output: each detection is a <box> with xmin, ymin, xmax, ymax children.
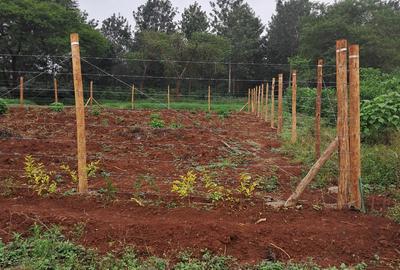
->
<box><xmin>0</xmin><ymin>98</ymin><xmax>8</xmax><ymax>115</ymax></box>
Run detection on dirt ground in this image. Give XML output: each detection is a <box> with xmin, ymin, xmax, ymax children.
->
<box><xmin>0</xmin><ymin>107</ymin><xmax>399</xmax><ymax>269</ymax></box>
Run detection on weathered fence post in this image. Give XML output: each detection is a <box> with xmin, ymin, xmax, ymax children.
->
<box><xmin>208</xmin><ymin>85</ymin><xmax>211</xmax><ymax>112</ymax></box>
<box><xmin>89</xmin><ymin>81</ymin><xmax>93</xmax><ymax>107</ymax></box>
<box><xmin>291</xmin><ymin>71</ymin><xmax>297</xmax><ymax>143</ymax></box>
<box><xmin>265</xmin><ymin>82</ymin><xmax>269</xmax><ymax>122</ymax></box>
<box><xmin>131</xmin><ymin>84</ymin><xmax>135</xmax><ymax>110</ymax></box>
<box><xmin>248</xmin><ymin>89</ymin><xmax>250</xmax><ymax>112</ymax></box>
<box><xmin>70</xmin><ymin>33</ymin><xmax>88</xmax><ymax>194</ymax></box>
<box><xmin>19</xmin><ymin>77</ymin><xmax>24</xmax><ymax>108</ymax></box>
<box><xmin>168</xmin><ymin>85</ymin><xmax>170</xmax><ymax>110</ymax></box>
<box><xmin>271</xmin><ymin>78</ymin><xmax>275</xmax><ymax>128</ymax></box>
<box><xmin>336</xmin><ymin>39</ymin><xmax>350</xmax><ymax>209</ymax></box>
<box><xmin>277</xmin><ymin>74</ymin><xmax>283</xmax><ymax>133</ymax></box>
<box><xmin>349</xmin><ymin>44</ymin><xmax>362</xmax><ymax>209</ymax></box>
<box><xmin>54</xmin><ymin>78</ymin><xmax>58</xmax><ymax>103</ymax></box>
<box><xmin>316</xmin><ymin>59</ymin><xmax>323</xmax><ymax>159</ymax></box>
<box><xmin>260</xmin><ymin>84</ymin><xmax>264</xmax><ymax>118</ymax></box>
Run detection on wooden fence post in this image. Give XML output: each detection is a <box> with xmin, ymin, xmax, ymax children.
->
<box><xmin>271</xmin><ymin>78</ymin><xmax>275</xmax><ymax>128</ymax></box>
<box><xmin>19</xmin><ymin>77</ymin><xmax>24</xmax><ymax>108</ymax></box>
<box><xmin>54</xmin><ymin>78</ymin><xmax>58</xmax><ymax>103</ymax></box>
<box><xmin>70</xmin><ymin>33</ymin><xmax>88</xmax><ymax>194</ymax></box>
<box><xmin>131</xmin><ymin>84</ymin><xmax>135</xmax><ymax>110</ymax></box>
<box><xmin>316</xmin><ymin>59</ymin><xmax>323</xmax><ymax>159</ymax></box>
<box><xmin>252</xmin><ymin>88</ymin><xmax>256</xmax><ymax>114</ymax></box>
<box><xmin>336</xmin><ymin>39</ymin><xmax>350</xmax><ymax>209</ymax></box>
<box><xmin>277</xmin><ymin>74</ymin><xmax>283</xmax><ymax>133</ymax></box>
<box><xmin>291</xmin><ymin>71</ymin><xmax>297</xmax><ymax>143</ymax></box>
<box><xmin>208</xmin><ymin>85</ymin><xmax>211</xmax><ymax>112</ymax></box>
<box><xmin>265</xmin><ymin>82</ymin><xmax>269</xmax><ymax>121</ymax></box>
<box><xmin>349</xmin><ymin>44</ymin><xmax>362</xmax><ymax>209</ymax></box>
<box><xmin>167</xmin><ymin>85</ymin><xmax>170</xmax><ymax>110</ymax></box>
<box><xmin>259</xmin><ymin>83</ymin><xmax>264</xmax><ymax>118</ymax></box>
<box><xmin>248</xmin><ymin>89</ymin><xmax>250</xmax><ymax>112</ymax></box>
<box><xmin>89</xmin><ymin>81</ymin><xmax>93</xmax><ymax>107</ymax></box>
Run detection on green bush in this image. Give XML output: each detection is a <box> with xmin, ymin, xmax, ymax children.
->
<box><xmin>361</xmin><ymin>68</ymin><xmax>400</xmax><ymax>100</ymax></box>
<box><xmin>361</xmin><ymin>92</ymin><xmax>400</xmax><ymax>143</ymax></box>
<box><xmin>149</xmin><ymin>113</ymin><xmax>165</xmax><ymax>128</ymax></box>
<box><xmin>0</xmin><ymin>98</ymin><xmax>8</xmax><ymax>115</ymax></box>
<box><xmin>362</xmin><ymin>135</ymin><xmax>400</xmax><ymax>191</ymax></box>
<box><xmin>285</xmin><ymin>87</ymin><xmax>337</xmax><ymax>124</ymax></box>
<box><xmin>387</xmin><ymin>203</ymin><xmax>400</xmax><ymax>223</ymax></box>
<box><xmin>49</xmin><ymin>102</ymin><xmax>64</xmax><ymax>112</ymax></box>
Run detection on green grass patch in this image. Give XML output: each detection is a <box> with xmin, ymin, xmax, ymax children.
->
<box><xmin>0</xmin><ymin>225</ymin><xmax>368</xmax><ymax>270</ymax></box>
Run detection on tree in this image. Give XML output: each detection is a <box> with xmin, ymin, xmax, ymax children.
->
<box><xmin>265</xmin><ymin>0</ymin><xmax>315</xmax><ymax>74</ymax></box>
<box><xmin>101</xmin><ymin>13</ymin><xmax>133</xmax><ymax>56</ymax></box>
<box><xmin>210</xmin><ymin>0</ymin><xmax>265</xmax><ymax>93</ymax></box>
<box><xmin>0</xmin><ymin>0</ymin><xmax>111</xmax><ymax>88</ymax></box>
<box><xmin>133</xmin><ymin>0</ymin><xmax>177</xmax><ymax>33</ymax></box>
<box><xmin>299</xmin><ymin>0</ymin><xmax>400</xmax><ymax>72</ymax></box>
<box><xmin>181</xmin><ymin>2</ymin><xmax>209</xmax><ymax>38</ymax></box>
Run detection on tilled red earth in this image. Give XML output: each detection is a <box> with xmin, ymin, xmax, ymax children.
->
<box><xmin>0</xmin><ymin>107</ymin><xmax>399</xmax><ymax>269</ymax></box>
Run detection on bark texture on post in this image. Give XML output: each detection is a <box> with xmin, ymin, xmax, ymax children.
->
<box><xmin>265</xmin><ymin>83</ymin><xmax>269</xmax><ymax>122</ymax></box>
<box><xmin>277</xmin><ymin>74</ymin><xmax>283</xmax><ymax>133</ymax></box>
<box><xmin>291</xmin><ymin>71</ymin><xmax>297</xmax><ymax>143</ymax></box>
<box><xmin>271</xmin><ymin>78</ymin><xmax>275</xmax><ymax>128</ymax></box>
<box><xmin>349</xmin><ymin>44</ymin><xmax>362</xmax><ymax>209</ymax></box>
<box><xmin>70</xmin><ymin>33</ymin><xmax>88</xmax><ymax>194</ymax></box>
<box><xmin>316</xmin><ymin>59</ymin><xmax>323</xmax><ymax>159</ymax></box>
<box><xmin>336</xmin><ymin>39</ymin><xmax>350</xmax><ymax>209</ymax></box>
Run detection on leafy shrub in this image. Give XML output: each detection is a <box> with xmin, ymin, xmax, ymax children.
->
<box><xmin>237</xmin><ymin>173</ymin><xmax>258</xmax><ymax>197</ymax></box>
<box><xmin>60</xmin><ymin>160</ymin><xmax>100</xmax><ymax>183</ymax></box>
<box><xmin>98</xmin><ymin>171</ymin><xmax>117</xmax><ymax>201</ymax></box>
<box><xmin>362</xmin><ymin>135</ymin><xmax>400</xmax><ymax>191</ymax></box>
<box><xmin>387</xmin><ymin>203</ymin><xmax>400</xmax><ymax>223</ymax></box>
<box><xmin>360</xmin><ymin>68</ymin><xmax>400</xmax><ymax>100</ymax></box>
<box><xmin>24</xmin><ymin>155</ymin><xmax>57</xmax><ymax>195</ymax></box>
<box><xmin>49</xmin><ymin>102</ymin><xmax>64</xmax><ymax>112</ymax></box>
<box><xmin>171</xmin><ymin>170</ymin><xmax>197</xmax><ymax>199</ymax></box>
<box><xmin>149</xmin><ymin>113</ymin><xmax>165</xmax><ymax>128</ymax></box>
<box><xmin>361</xmin><ymin>92</ymin><xmax>400</xmax><ymax>143</ymax></box>
<box><xmin>0</xmin><ymin>98</ymin><xmax>8</xmax><ymax>115</ymax></box>
<box><xmin>202</xmin><ymin>172</ymin><xmax>231</xmax><ymax>203</ymax></box>
<box><xmin>285</xmin><ymin>87</ymin><xmax>337</xmax><ymax>124</ymax></box>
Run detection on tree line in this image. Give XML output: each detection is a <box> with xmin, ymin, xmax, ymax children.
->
<box><xmin>0</xmin><ymin>0</ymin><xmax>399</xmax><ymax>99</ymax></box>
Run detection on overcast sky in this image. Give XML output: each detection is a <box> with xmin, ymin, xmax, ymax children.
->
<box><xmin>78</xmin><ymin>0</ymin><xmax>334</xmax><ymax>29</ymax></box>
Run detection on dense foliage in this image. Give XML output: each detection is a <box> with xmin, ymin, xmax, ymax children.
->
<box><xmin>0</xmin><ymin>99</ymin><xmax>7</xmax><ymax>115</ymax></box>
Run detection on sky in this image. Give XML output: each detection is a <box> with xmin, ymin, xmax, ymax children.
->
<box><xmin>78</xmin><ymin>0</ymin><xmax>334</xmax><ymax>28</ymax></box>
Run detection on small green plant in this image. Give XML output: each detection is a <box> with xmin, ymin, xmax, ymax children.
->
<box><xmin>24</xmin><ymin>155</ymin><xmax>57</xmax><ymax>195</ymax></box>
<box><xmin>0</xmin><ymin>177</ymin><xmax>15</xmax><ymax>197</ymax></box>
<box><xmin>387</xmin><ymin>203</ymin><xmax>400</xmax><ymax>223</ymax></box>
<box><xmin>171</xmin><ymin>170</ymin><xmax>197</xmax><ymax>201</ymax></box>
<box><xmin>60</xmin><ymin>160</ymin><xmax>100</xmax><ymax>183</ymax></box>
<box><xmin>169</xmin><ymin>122</ymin><xmax>184</xmax><ymax>129</ymax></box>
<box><xmin>90</xmin><ymin>105</ymin><xmax>101</xmax><ymax>116</ymax></box>
<box><xmin>49</xmin><ymin>102</ymin><xmax>64</xmax><ymax>112</ymax></box>
<box><xmin>0</xmin><ymin>98</ymin><xmax>8</xmax><ymax>115</ymax></box>
<box><xmin>149</xmin><ymin>113</ymin><xmax>165</xmax><ymax>128</ymax></box>
<box><xmin>202</xmin><ymin>172</ymin><xmax>229</xmax><ymax>203</ymax></box>
<box><xmin>237</xmin><ymin>173</ymin><xmax>258</xmax><ymax>197</ymax></box>
<box><xmin>217</xmin><ymin>111</ymin><xmax>230</xmax><ymax>120</ymax></box>
<box><xmin>257</xmin><ymin>175</ymin><xmax>279</xmax><ymax>192</ymax></box>
<box><xmin>98</xmin><ymin>171</ymin><xmax>117</xmax><ymax>201</ymax></box>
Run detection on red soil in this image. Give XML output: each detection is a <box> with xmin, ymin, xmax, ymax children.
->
<box><xmin>0</xmin><ymin>108</ymin><xmax>399</xmax><ymax>269</ymax></box>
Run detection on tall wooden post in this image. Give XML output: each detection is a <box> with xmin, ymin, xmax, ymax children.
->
<box><xmin>271</xmin><ymin>78</ymin><xmax>275</xmax><ymax>128</ymax></box>
<box><xmin>252</xmin><ymin>88</ymin><xmax>255</xmax><ymax>114</ymax></box>
<box><xmin>54</xmin><ymin>78</ymin><xmax>58</xmax><ymax>103</ymax></box>
<box><xmin>131</xmin><ymin>84</ymin><xmax>135</xmax><ymax>110</ymax></box>
<box><xmin>336</xmin><ymin>39</ymin><xmax>350</xmax><ymax>209</ymax></box>
<box><xmin>265</xmin><ymin>82</ymin><xmax>269</xmax><ymax>121</ymax></box>
<box><xmin>70</xmin><ymin>33</ymin><xmax>88</xmax><ymax>194</ymax></box>
<box><xmin>247</xmin><ymin>89</ymin><xmax>250</xmax><ymax>112</ymax></box>
<box><xmin>291</xmin><ymin>71</ymin><xmax>297</xmax><ymax>143</ymax></box>
<box><xmin>208</xmin><ymin>85</ymin><xmax>211</xmax><ymax>112</ymax></box>
<box><xmin>316</xmin><ymin>59</ymin><xmax>323</xmax><ymax>159</ymax></box>
<box><xmin>167</xmin><ymin>85</ymin><xmax>170</xmax><ymax>110</ymax></box>
<box><xmin>259</xmin><ymin>83</ymin><xmax>264</xmax><ymax>118</ymax></box>
<box><xmin>19</xmin><ymin>77</ymin><xmax>24</xmax><ymax>108</ymax></box>
<box><xmin>89</xmin><ymin>81</ymin><xmax>93</xmax><ymax>107</ymax></box>
<box><xmin>277</xmin><ymin>74</ymin><xmax>283</xmax><ymax>133</ymax></box>
<box><xmin>349</xmin><ymin>44</ymin><xmax>362</xmax><ymax>209</ymax></box>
